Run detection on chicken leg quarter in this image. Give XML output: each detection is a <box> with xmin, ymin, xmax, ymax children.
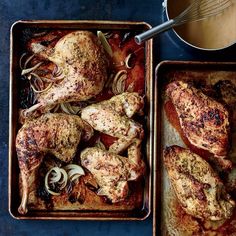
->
<box><xmin>22</xmin><ymin>31</ymin><xmax>109</xmax><ymax>119</ymax></box>
<box><xmin>16</xmin><ymin>113</ymin><xmax>93</xmax><ymax>214</ymax></box>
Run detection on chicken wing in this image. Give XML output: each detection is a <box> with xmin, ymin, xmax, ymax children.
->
<box><xmin>81</xmin><ymin>92</ymin><xmax>144</xmax><ymax>154</ymax></box>
<box><xmin>16</xmin><ymin>113</ymin><xmax>93</xmax><ymax>214</ymax></box>
<box><xmin>81</xmin><ymin>139</ymin><xmax>145</xmax><ymax>203</ymax></box>
<box><xmin>166</xmin><ymin>80</ymin><xmax>231</xmax><ymax>169</ymax></box>
<box><xmin>21</xmin><ymin>31</ymin><xmax>109</xmax><ymax>120</ymax></box>
<box><xmin>164</xmin><ymin>145</ymin><xmax>235</xmax><ymax>221</ymax></box>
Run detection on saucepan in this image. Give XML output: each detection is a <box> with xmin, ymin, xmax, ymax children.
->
<box><xmin>165</xmin><ymin>0</ymin><xmax>236</xmax><ymax>51</ymax></box>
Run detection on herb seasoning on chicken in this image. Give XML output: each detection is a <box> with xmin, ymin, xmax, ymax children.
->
<box><xmin>164</xmin><ymin>145</ymin><xmax>235</xmax><ymax>221</ymax></box>
<box><xmin>166</xmin><ymin>80</ymin><xmax>231</xmax><ymax>170</ymax></box>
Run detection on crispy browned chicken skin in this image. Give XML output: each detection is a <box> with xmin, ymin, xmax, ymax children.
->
<box><xmin>16</xmin><ymin>113</ymin><xmax>93</xmax><ymax>214</ymax></box>
<box><xmin>166</xmin><ymin>80</ymin><xmax>231</xmax><ymax>169</ymax></box>
<box><xmin>22</xmin><ymin>31</ymin><xmax>109</xmax><ymax>120</ymax></box>
<box><xmin>81</xmin><ymin>139</ymin><xmax>145</xmax><ymax>203</ymax></box>
<box><xmin>164</xmin><ymin>145</ymin><xmax>235</xmax><ymax>221</ymax></box>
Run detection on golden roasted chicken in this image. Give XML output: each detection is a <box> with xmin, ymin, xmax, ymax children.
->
<box><xmin>21</xmin><ymin>31</ymin><xmax>109</xmax><ymax>120</ymax></box>
<box><xmin>81</xmin><ymin>139</ymin><xmax>145</xmax><ymax>203</ymax></box>
<box><xmin>16</xmin><ymin>113</ymin><xmax>93</xmax><ymax>214</ymax></box>
<box><xmin>166</xmin><ymin>80</ymin><xmax>231</xmax><ymax>169</ymax></box>
<box><xmin>164</xmin><ymin>145</ymin><xmax>235</xmax><ymax>221</ymax></box>
<box><xmin>81</xmin><ymin>92</ymin><xmax>144</xmax><ymax>154</ymax></box>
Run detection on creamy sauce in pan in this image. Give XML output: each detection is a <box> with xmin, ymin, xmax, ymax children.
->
<box><xmin>167</xmin><ymin>0</ymin><xmax>236</xmax><ymax>49</ymax></box>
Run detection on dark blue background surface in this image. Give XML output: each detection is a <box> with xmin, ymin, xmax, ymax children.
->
<box><xmin>0</xmin><ymin>0</ymin><xmax>235</xmax><ymax>235</ymax></box>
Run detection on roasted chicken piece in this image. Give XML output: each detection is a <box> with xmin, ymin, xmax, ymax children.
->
<box><xmin>81</xmin><ymin>139</ymin><xmax>145</xmax><ymax>203</ymax></box>
<box><xmin>16</xmin><ymin>113</ymin><xmax>93</xmax><ymax>214</ymax></box>
<box><xmin>81</xmin><ymin>92</ymin><xmax>144</xmax><ymax>154</ymax></box>
<box><xmin>166</xmin><ymin>80</ymin><xmax>231</xmax><ymax>169</ymax></box>
<box><xmin>21</xmin><ymin>31</ymin><xmax>109</xmax><ymax>120</ymax></box>
<box><xmin>164</xmin><ymin>145</ymin><xmax>235</xmax><ymax>221</ymax></box>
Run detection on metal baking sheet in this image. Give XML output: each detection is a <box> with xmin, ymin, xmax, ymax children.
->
<box><xmin>9</xmin><ymin>20</ymin><xmax>153</xmax><ymax>220</ymax></box>
<box><xmin>153</xmin><ymin>61</ymin><xmax>236</xmax><ymax>235</ymax></box>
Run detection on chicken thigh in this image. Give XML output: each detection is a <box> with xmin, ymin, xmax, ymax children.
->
<box><xmin>81</xmin><ymin>139</ymin><xmax>145</xmax><ymax>202</ymax></box>
<box><xmin>164</xmin><ymin>145</ymin><xmax>235</xmax><ymax>221</ymax></box>
<box><xmin>16</xmin><ymin>113</ymin><xmax>93</xmax><ymax>214</ymax></box>
<box><xmin>22</xmin><ymin>31</ymin><xmax>109</xmax><ymax>120</ymax></box>
<box><xmin>81</xmin><ymin>92</ymin><xmax>144</xmax><ymax>154</ymax></box>
<box><xmin>166</xmin><ymin>80</ymin><xmax>231</xmax><ymax>169</ymax></box>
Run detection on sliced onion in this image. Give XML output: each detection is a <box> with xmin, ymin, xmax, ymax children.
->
<box><xmin>97</xmin><ymin>31</ymin><xmax>113</xmax><ymax>57</ymax></box>
<box><xmin>49</xmin><ymin>167</ymin><xmax>62</xmax><ymax>183</ymax></box>
<box><xmin>64</xmin><ymin>164</ymin><xmax>85</xmax><ymax>182</ymax></box>
<box><xmin>66</xmin><ymin>103</ymin><xmax>78</xmax><ymax>114</ymax></box>
<box><xmin>70</xmin><ymin>174</ymin><xmax>82</xmax><ymax>182</ymax></box>
<box><xmin>30</xmin><ymin>82</ymin><xmax>52</xmax><ymax>93</ymax></box>
<box><xmin>30</xmin><ymin>72</ymin><xmax>57</xmax><ymax>83</ymax></box>
<box><xmin>124</xmin><ymin>53</ymin><xmax>133</xmax><ymax>69</ymax></box>
<box><xmin>52</xmin><ymin>66</ymin><xmax>65</xmax><ymax>80</ymax></box>
<box><xmin>103</xmin><ymin>31</ymin><xmax>113</xmax><ymax>39</ymax></box>
<box><xmin>32</xmin><ymin>31</ymin><xmax>48</xmax><ymax>37</ymax></box>
<box><xmin>24</xmin><ymin>54</ymin><xmax>35</xmax><ymax>69</ymax></box>
<box><xmin>52</xmin><ymin>104</ymin><xmax>60</xmax><ymax>112</ymax></box>
<box><xmin>112</xmin><ymin>70</ymin><xmax>127</xmax><ymax>95</ymax></box>
<box><xmin>21</xmin><ymin>62</ymin><xmax>43</xmax><ymax>75</ymax></box>
<box><xmin>70</xmin><ymin>105</ymin><xmax>82</xmax><ymax>114</ymax></box>
<box><xmin>60</xmin><ymin>103</ymin><xmax>72</xmax><ymax>114</ymax></box>
<box><xmin>45</xmin><ymin>168</ymin><xmax>61</xmax><ymax>196</ymax></box>
<box><xmin>60</xmin><ymin>103</ymin><xmax>81</xmax><ymax>115</ymax></box>
<box><xmin>58</xmin><ymin>168</ymin><xmax>68</xmax><ymax>189</ymax></box>
<box><xmin>45</xmin><ymin>167</ymin><xmax>68</xmax><ymax>195</ymax></box>
<box><xmin>19</xmin><ymin>53</ymin><xmax>27</xmax><ymax>70</ymax></box>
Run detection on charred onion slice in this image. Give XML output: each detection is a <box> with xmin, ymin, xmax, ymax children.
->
<box><xmin>112</xmin><ymin>70</ymin><xmax>127</xmax><ymax>95</ymax></box>
<box><xmin>97</xmin><ymin>31</ymin><xmax>113</xmax><ymax>57</ymax></box>
<box><xmin>64</xmin><ymin>164</ymin><xmax>85</xmax><ymax>182</ymax></box>
<box><xmin>44</xmin><ymin>167</ymin><xmax>68</xmax><ymax>195</ymax></box>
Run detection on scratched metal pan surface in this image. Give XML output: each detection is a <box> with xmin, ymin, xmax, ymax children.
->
<box><xmin>153</xmin><ymin>61</ymin><xmax>236</xmax><ymax>235</ymax></box>
<box><xmin>9</xmin><ymin>20</ymin><xmax>153</xmax><ymax>220</ymax></box>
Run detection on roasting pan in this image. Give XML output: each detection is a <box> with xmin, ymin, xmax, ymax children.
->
<box><xmin>9</xmin><ymin>20</ymin><xmax>153</xmax><ymax>220</ymax></box>
<box><xmin>153</xmin><ymin>61</ymin><xmax>236</xmax><ymax>235</ymax></box>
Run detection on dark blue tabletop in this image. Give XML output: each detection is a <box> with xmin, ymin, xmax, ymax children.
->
<box><xmin>0</xmin><ymin>0</ymin><xmax>235</xmax><ymax>235</ymax></box>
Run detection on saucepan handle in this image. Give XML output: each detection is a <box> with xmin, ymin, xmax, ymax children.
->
<box><xmin>135</xmin><ymin>19</ymin><xmax>175</xmax><ymax>44</ymax></box>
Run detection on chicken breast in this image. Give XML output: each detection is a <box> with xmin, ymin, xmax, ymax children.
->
<box><xmin>164</xmin><ymin>145</ymin><xmax>235</xmax><ymax>221</ymax></box>
<box><xmin>166</xmin><ymin>80</ymin><xmax>231</xmax><ymax>169</ymax></box>
<box><xmin>81</xmin><ymin>139</ymin><xmax>145</xmax><ymax>203</ymax></box>
<box><xmin>16</xmin><ymin>113</ymin><xmax>93</xmax><ymax>214</ymax></box>
<box><xmin>21</xmin><ymin>31</ymin><xmax>109</xmax><ymax>120</ymax></box>
<box><xmin>81</xmin><ymin>92</ymin><xmax>144</xmax><ymax>154</ymax></box>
